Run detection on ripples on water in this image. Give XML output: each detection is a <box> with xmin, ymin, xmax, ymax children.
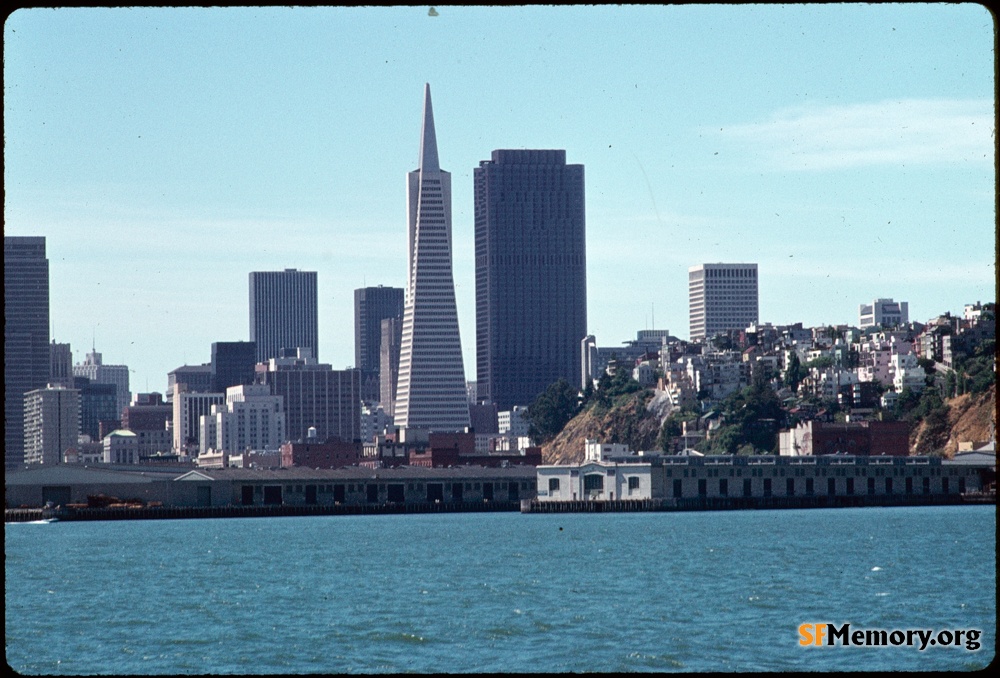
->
<box><xmin>5</xmin><ymin>506</ymin><xmax>994</xmax><ymax>673</ymax></box>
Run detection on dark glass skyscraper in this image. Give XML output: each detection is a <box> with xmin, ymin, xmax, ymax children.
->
<box><xmin>5</xmin><ymin>236</ymin><xmax>50</xmax><ymax>467</ymax></box>
<box><xmin>211</xmin><ymin>341</ymin><xmax>257</xmax><ymax>393</ymax></box>
<box><xmin>354</xmin><ymin>286</ymin><xmax>404</xmax><ymax>404</ymax></box>
<box><xmin>249</xmin><ymin>269</ymin><xmax>318</xmax><ymax>364</ymax></box>
<box><xmin>73</xmin><ymin>376</ymin><xmax>119</xmax><ymax>442</ymax></box>
<box><xmin>474</xmin><ymin>150</ymin><xmax>587</xmax><ymax>410</ymax></box>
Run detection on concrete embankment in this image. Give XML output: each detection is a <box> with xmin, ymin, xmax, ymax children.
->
<box><xmin>6</xmin><ymin>500</ymin><xmax>522</xmax><ymax>523</ymax></box>
<box><xmin>521</xmin><ymin>492</ymin><xmax>993</xmax><ymax>513</ymax></box>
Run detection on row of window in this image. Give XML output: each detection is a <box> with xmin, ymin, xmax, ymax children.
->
<box><xmin>675</xmin><ymin>475</ymin><xmax>965</xmax><ymax>498</ymax></box>
<box><xmin>669</xmin><ymin>466</ymin><xmax>959</xmax><ymax>478</ymax></box>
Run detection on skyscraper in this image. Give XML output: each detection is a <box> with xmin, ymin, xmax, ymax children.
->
<box><xmin>379</xmin><ymin>317</ymin><xmax>403</xmax><ymax>418</ymax></box>
<box><xmin>49</xmin><ymin>341</ymin><xmax>74</xmax><ymax>388</ymax></box>
<box><xmin>354</xmin><ymin>286</ymin><xmax>404</xmax><ymax>404</ymax></box>
<box><xmin>474</xmin><ymin>150</ymin><xmax>587</xmax><ymax>410</ymax></box>
<box><xmin>73</xmin><ymin>349</ymin><xmax>130</xmax><ymax>420</ymax></box>
<box><xmin>257</xmin><ymin>350</ymin><xmax>360</xmax><ymax>444</ymax></box>
<box><xmin>393</xmin><ymin>84</ymin><xmax>471</xmax><ymax>434</ymax></box>
<box><xmin>688</xmin><ymin>263</ymin><xmax>759</xmax><ymax>342</ymax></box>
<box><xmin>73</xmin><ymin>376</ymin><xmax>118</xmax><ymax>443</ymax></box>
<box><xmin>5</xmin><ymin>236</ymin><xmax>50</xmax><ymax>467</ymax></box>
<box><xmin>211</xmin><ymin>341</ymin><xmax>257</xmax><ymax>393</ymax></box>
<box><xmin>249</xmin><ymin>269</ymin><xmax>318</xmax><ymax>364</ymax></box>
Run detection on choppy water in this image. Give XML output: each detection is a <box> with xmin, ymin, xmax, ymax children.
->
<box><xmin>5</xmin><ymin>505</ymin><xmax>994</xmax><ymax>673</ymax></box>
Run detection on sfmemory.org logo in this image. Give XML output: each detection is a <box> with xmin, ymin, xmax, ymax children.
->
<box><xmin>799</xmin><ymin>623</ymin><xmax>982</xmax><ymax>651</ymax></box>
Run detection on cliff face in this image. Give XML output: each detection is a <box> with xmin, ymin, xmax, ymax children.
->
<box><xmin>541</xmin><ymin>391</ymin><xmax>662</xmax><ymax>465</ymax></box>
<box><xmin>911</xmin><ymin>384</ymin><xmax>996</xmax><ymax>456</ymax></box>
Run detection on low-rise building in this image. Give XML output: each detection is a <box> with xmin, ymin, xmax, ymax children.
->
<box><xmin>280</xmin><ymin>439</ymin><xmax>363</xmax><ymax>469</ymax></box>
<box><xmin>103</xmin><ymin>429</ymin><xmax>140</xmax><ymax>464</ymax></box>
<box><xmin>778</xmin><ymin>420</ymin><xmax>910</xmax><ymax>457</ymax></box>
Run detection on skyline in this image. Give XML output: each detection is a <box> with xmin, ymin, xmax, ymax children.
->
<box><xmin>3</xmin><ymin>5</ymin><xmax>995</xmax><ymax>397</ymax></box>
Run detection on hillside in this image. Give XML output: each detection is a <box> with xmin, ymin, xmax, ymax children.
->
<box><xmin>911</xmin><ymin>384</ymin><xmax>995</xmax><ymax>456</ymax></box>
<box><xmin>543</xmin><ymin>382</ymin><xmax>995</xmax><ymax>463</ymax></box>
<box><xmin>541</xmin><ymin>390</ymin><xmax>663</xmax><ymax>465</ymax></box>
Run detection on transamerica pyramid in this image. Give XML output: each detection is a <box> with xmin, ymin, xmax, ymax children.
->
<box><xmin>393</xmin><ymin>84</ymin><xmax>471</xmax><ymax>433</ymax></box>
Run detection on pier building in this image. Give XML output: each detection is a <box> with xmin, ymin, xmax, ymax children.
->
<box><xmin>535</xmin><ymin>452</ymin><xmax>992</xmax><ymax>504</ymax></box>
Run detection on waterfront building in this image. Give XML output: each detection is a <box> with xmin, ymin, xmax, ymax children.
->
<box><xmin>280</xmin><ymin>439</ymin><xmax>363</xmax><ymax>469</ymax></box>
<box><xmin>211</xmin><ymin>341</ymin><xmax>257</xmax><ymax>394</ymax></box>
<box><xmin>23</xmin><ymin>385</ymin><xmax>79</xmax><ymax>465</ymax></box>
<box><xmin>354</xmin><ymin>286</ymin><xmax>404</xmax><ymax>404</ymax></box>
<box><xmin>49</xmin><ymin>341</ymin><xmax>74</xmax><ymax>388</ymax></box>
<box><xmin>249</xmin><ymin>269</ymin><xmax>318</xmax><ymax>364</ymax></box>
<box><xmin>73</xmin><ymin>376</ymin><xmax>119</xmax><ymax>443</ymax></box>
<box><xmin>256</xmin><ymin>348</ymin><xmax>361</xmax><ymax>444</ymax></box>
<box><xmin>5</xmin><ymin>236</ymin><xmax>50</xmax><ymax>467</ymax></box>
<box><xmin>859</xmin><ymin>298</ymin><xmax>909</xmax><ymax>329</ymax></box>
<box><xmin>688</xmin><ymin>263</ymin><xmax>759</xmax><ymax>342</ymax></box>
<box><xmin>379</xmin><ymin>317</ymin><xmax>403</xmax><ymax>417</ymax></box>
<box><xmin>166</xmin><ymin>364</ymin><xmax>212</xmax><ymax>401</ymax></box>
<box><xmin>73</xmin><ymin>350</ymin><xmax>130</xmax><ymax>420</ymax></box>
<box><xmin>474</xmin><ymin>149</ymin><xmax>587</xmax><ymax>410</ymax></box>
<box><xmin>778</xmin><ymin>420</ymin><xmax>910</xmax><ymax>457</ymax></box>
<box><xmin>536</xmin><ymin>452</ymin><xmax>990</xmax><ymax>503</ymax></box>
<box><xmin>394</xmin><ymin>84</ymin><xmax>471</xmax><ymax>434</ymax></box>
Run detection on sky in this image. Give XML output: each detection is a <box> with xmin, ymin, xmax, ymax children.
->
<box><xmin>4</xmin><ymin>5</ymin><xmax>996</xmax><ymax>397</ymax></box>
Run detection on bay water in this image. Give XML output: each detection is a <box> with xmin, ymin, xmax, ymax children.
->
<box><xmin>5</xmin><ymin>505</ymin><xmax>994</xmax><ymax>673</ymax></box>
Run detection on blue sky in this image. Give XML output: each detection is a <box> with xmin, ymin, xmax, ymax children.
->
<box><xmin>4</xmin><ymin>5</ymin><xmax>995</xmax><ymax>396</ymax></box>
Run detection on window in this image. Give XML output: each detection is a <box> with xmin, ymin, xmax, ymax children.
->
<box><xmin>584</xmin><ymin>474</ymin><xmax>603</xmax><ymax>491</ymax></box>
<box><xmin>549</xmin><ymin>478</ymin><xmax>560</xmax><ymax>492</ymax></box>
<box><xmin>628</xmin><ymin>476</ymin><xmax>640</xmax><ymax>491</ymax></box>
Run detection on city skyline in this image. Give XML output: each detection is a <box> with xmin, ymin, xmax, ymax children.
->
<box><xmin>3</xmin><ymin>6</ymin><xmax>994</xmax><ymax>396</ymax></box>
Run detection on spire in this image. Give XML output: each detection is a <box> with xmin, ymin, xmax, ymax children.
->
<box><xmin>418</xmin><ymin>83</ymin><xmax>440</xmax><ymax>173</ymax></box>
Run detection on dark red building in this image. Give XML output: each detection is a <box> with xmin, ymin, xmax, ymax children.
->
<box><xmin>785</xmin><ymin>420</ymin><xmax>910</xmax><ymax>457</ymax></box>
<box><xmin>281</xmin><ymin>439</ymin><xmax>363</xmax><ymax>469</ymax></box>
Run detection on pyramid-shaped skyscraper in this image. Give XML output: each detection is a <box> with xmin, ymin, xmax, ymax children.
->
<box><xmin>393</xmin><ymin>84</ymin><xmax>471</xmax><ymax>433</ymax></box>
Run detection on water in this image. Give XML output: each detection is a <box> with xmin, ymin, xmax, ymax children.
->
<box><xmin>5</xmin><ymin>506</ymin><xmax>994</xmax><ymax>673</ymax></box>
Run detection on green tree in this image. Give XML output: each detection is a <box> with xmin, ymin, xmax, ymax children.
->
<box><xmin>525</xmin><ymin>379</ymin><xmax>579</xmax><ymax>443</ymax></box>
<box><xmin>657</xmin><ymin>408</ymin><xmax>698</xmax><ymax>452</ymax></box>
<box><xmin>805</xmin><ymin>356</ymin><xmax>834</xmax><ymax>370</ymax></box>
<box><xmin>784</xmin><ymin>352</ymin><xmax>805</xmax><ymax>392</ymax></box>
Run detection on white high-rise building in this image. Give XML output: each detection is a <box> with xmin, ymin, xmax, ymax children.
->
<box><xmin>393</xmin><ymin>84</ymin><xmax>471</xmax><ymax>435</ymax></box>
<box><xmin>24</xmin><ymin>385</ymin><xmax>79</xmax><ymax>465</ymax></box>
<box><xmin>172</xmin><ymin>383</ymin><xmax>224</xmax><ymax>454</ymax></box>
<box><xmin>688</xmin><ymin>263</ymin><xmax>759</xmax><ymax>342</ymax></box>
<box><xmin>199</xmin><ymin>384</ymin><xmax>285</xmax><ymax>456</ymax></box>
